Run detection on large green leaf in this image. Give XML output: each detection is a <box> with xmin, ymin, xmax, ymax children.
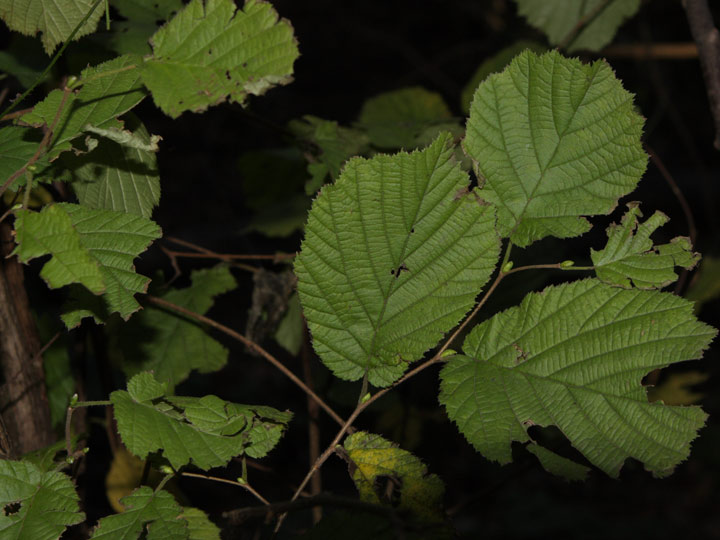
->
<box><xmin>181</xmin><ymin>507</ymin><xmax>221</xmax><ymax>540</ymax></box>
<box><xmin>295</xmin><ymin>133</ymin><xmax>499</xmax><ymax>387</ymax></box>
<box><xmin>0</xmin><ymin>0</ymin><xmax>104</xmax><ymax>54</ymax></box>
<box><xmin>90</xmin><ymin>486</ymin><xmax>186</xmax><ymax>539</ymax></box>
<box><xmin>111</xmin><ymin>372</ymin><xmax>292</xmax><ymax>469</ymax></box>
<box><xmin>515</xmin><ymin>0</ymin><xmax>641</xmax><ymax>53</ymax></box>
<box><xmin>344</xmin><ymin>432</ymin><xmax>447</xmax><ymax>528</ymax></box>
<box><xmin>66</xmin><ymin>116</ymin><xmax>161</xmax><ymax>218</ymax></box>
<box><xmin>591</xmin><ymin>203</ymin><xmax>699</xmax><ymax>289</ymax></box>
<box><xmin>439</xmin><ymin>278</ymin><xmax>716</xmax><ymax>478</ymax></box>
<box><xmin>12</xmin><ymin>203</ymin><xmax>161</xmax><ymax>324</ymax></box>
<box><xmin>21</xmin><ymin>54</ymin><xmax>147</xmax><ymax>160</ymax></box>
<box><xmin>118</xmin><ymin>265</ymin><xmax>237</xmax><ymax>391</ymax></box>
<box><xmin>141</xmin><ymin>0</ymin><xmax>299</xmax><ymax>118</ymax></box>
<box><xmin>464</xmin><ymin>50</ymin><xmax>647</xmax><ymax>247</ymax></box>
<box><xmin>0</xmin><ymin>459</ymin><xmax>85</xmax><ymax>540</ymax></box>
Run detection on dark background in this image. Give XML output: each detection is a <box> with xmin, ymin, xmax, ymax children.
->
<box><xmin>4</xmin><ymin>0</ymin><xmax>720</xmax><ymax>538</ymax></box>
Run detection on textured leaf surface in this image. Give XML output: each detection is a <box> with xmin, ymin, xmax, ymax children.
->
<box><xmin>0</xmin><ymin>0</ymin><xmax>104</xmax><ymax>53</ymax></box>
<box><xmin>120</xmin><ymin>266</ymin><xmax>237</xmax><ymax>391</ymax></box>
<box><xmin>464</xmin><ymin>50</ymin><xmax>647</xmax><ymax>247</ymax></box>
<box><xmin>344</xmin><ymin>432</ymin><xmax>446</xmax><ymax>525</ymax></box>
<box><xmin>591</xmin><ymin>203</ymin><xmax>699</xmax><ymax>289</ymax></box>
<box><xmin>67</xmin><ymin>117</ymin><xmax>161</xmax><ymax>218</ymax></box>
<box><xmin>181</xmin><ymin>507</ymin><xmax>220</xmax><ymax>540</ymax></box>
<box><xmin>111</xmin><ymin>372</ymin><xmax>292</xmax><ymax>469</ymax></box>
<box><xmin>357</xmin><ymin>87</ymin><xmax>453</xmax><ymax>149</ymax></box>
<box><xmin>90</xmin><ymin>486</ymin><xmax>186</xmax><ymax>540</ymax></box>
<box><xmin>439</xmin><ymin>278</ymin><xmax>716</xmax><ymax>477</ymax></box>
<box><xmin>295</xmin><ymin>133</ymin><xmax>499</xmax><ymax>386</ymax></box>
<box><xmin>515</xmin><ymin>0</ymin><xmax>641</xmax><ymax>52</ymax></box>
<box><xmin>0</xmin><ymin>459</ymin><xmax>85</xmax><ymax>540</ymax></box>
<box><xmin>21</xmin><ymin>54</ymin><xmax>147</xmax><ymax>159</ymax></box>
<box><xmin>141</xmin><ymin>0</ymin><xmax>299</xmax><ymax>118</ymax></box>
<box><xmin>13</xmin><ymin>203</ymin><xmax>161</xmax><ymax>324</ymax></box>
<box><xmin>0</xmin><ymin>126</ymin><xmax>44</xmax><ymax>190</ymax></box>
<box><xmin>460</xmin><ymin>41</ymin><xmax>546</xmax><ymax>113</ymax></box>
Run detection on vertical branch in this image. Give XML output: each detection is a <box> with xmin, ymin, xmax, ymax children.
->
<box><xmin>301</xmin><ymin>324</ymin><xmax>322</xmax><ymax>524</ymax></box>
<box><xmin>683</xmin><ymin>0</ymin><xmax>720</xmax><ymax>149</ymax></box>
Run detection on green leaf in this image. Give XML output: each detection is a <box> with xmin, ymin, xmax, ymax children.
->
<box><xmin>525</xmin><ymin>444</ymin><xmax>590</xmax><ymax>481</ymax></box>
<box><xmin>295</xmin><ymin>133</ymin><xmax>499</xmax><ymax>386</ymax></box>
<box><xmin>90</xmin><ymin>486</ymin><xmax>187</xmax><ymax>540</ymax></box>
<box><xmin>119</xmin><ymin>265</ymin><xmax>237</xmax><ymax>391</ymax></box>
<box><xmin>591</xmin><ymin>203</ymin><xmax>700</xmax><ymax>289</ymax></box>
<box><xmin>110</xmin><ymin>372</ymin><xmax>292</xmax><ymax>469</ymax></box>
<box><xmin>274</xmin><ymin>293</ymin><xmax>303</xmax><ymax>356</ymax></box>
<box><xmin>460</xmin><ymin>41</ymin><xmax>546</xmax><ymax>114</ymax></box>
<box><xmin>0</xmin><ymin>459</ymin><xmax>85</xmax><ymax>540</ymax></box>
<box><xmin>106</xmin><ymin>0</ymin><xmax>183</xmax><ymax>55</ymax></box>
<box><xmin>439</xmin><ymin>278</ymin><xmax>716</xmax><ymax>478</ymax></box>
<box><xmin>515</xmin><ymin>0</ymin><xmax>641</xmax><ymax>53</ymax></box>
<box><xmin>141</xmin><ymin>0</ymin><xmax>299</xmax><ymax>118</ymax></box>
<box><xmin>21</xmin><ymin>54</ymin><xmax>147</xmax><ymax>159</ymax></box>
<box><xmin>0</xmin><ymin>0</ymin><xmax>104</xmax><ymax>54</ymax></box>
<box><xmin>344</xmin><ymin>432</ymin><xmax>446</xmax><ymax>526</ymax></box>
<box><xmin>288</xmin><ymin>115</ymin><xmax>370</xmax><ymax>193</ymax></box>
<box><xmin>21</xmin><ymin>439</ymin><xmax>74</xmax><ymax>473</ymax></box>
<box><xmin>357</xmin><ymin>87</ymin><xmax>453</xmax><ymax>149</ymax></box>
<box><xmin>12</xmin><ymin>203</ymin><xmax>161</xmax><ymax>325</ymax></box>
<box><xmin>0</xmin><ymin>126</ymin><xmax>44</xmax><ymax>190</ymax></box>
<box><xmin>181</xmin><ymin>507</ymin><xmax>220</xmax><ymax>540</ymax></box>
<box><xmin>65</xmin><ymin>116</ymin><xmax>161</xmax><ymax>218</ymax></box>
<box><xmin>464</xmin><ymin>50</ymin><xmax>647</xmax><ymax>247</ymax></box>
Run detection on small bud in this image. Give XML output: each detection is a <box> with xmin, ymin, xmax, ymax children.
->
<box><xmin>501</xmin><ymin>261</ymin><xmax>514</xmax><ymax>273</ymax></box>
<box><xmin>440</xmin><ymin>349</ymin><xmax>456</xmax><ymax>358</ymax></box>
<box><xmin>560</xmin><ymin>260</ymin><xmax>575</xmax><ymax>268</ymax></box>
<box><xmin>236</xmin><ymin>477</ymin><xmax>247</xmax><ymax>485</ymax></box>
<box><xmin>360</xmin><ymin>392</ymin><xmax>371</xmax><ymax>404</ymax></box>
<box><xmin>82</xmin><ymin>447</ymin><xmax>89</xmax><ymax>454</ymax></box>
<box><xmin>26</xmin><ymin>165</ymin><xmax>37</xmax><ymax>172</ymax></box>
<box><xmin>159</xmin><ymin>465</ymin><xmax>173</xmax><ymax>474</ymax></box>
<box><xmin>69</xmin><ymin>394</ymin><xmax>79</xmax><ymax>407</ymax></box>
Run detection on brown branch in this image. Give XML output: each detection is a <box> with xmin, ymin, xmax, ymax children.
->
<box><xmin>180</xmin><ymin>471</ymin><xmax>269</xmax><ymax>505</ymax></box>
<box><xmin>602</xmin><ymin>42</ymin><xmax>698</xmax><ymax>60</ymax></box>
<box><xmin>0</xmin><ymin>107</ymin><xmax>33</xmax><ymax>123</ymax></box>
<box><xmin>683</xmin><ymin>0</ymin><xmax>720</xmax><ymax>149</ymax></box>
<box><xmin>165</xmin><ymin>236</ymin><xmax>295</xmax><ymax>262</ymax></box>
<box><xmin>144</xmin><ymin>295</ymin><xmax>346</xmax><ymax>428</ymax></box>
<box><xmin>302</xmin><ymin>325</ymin><xmax>322</xmax><ymax>523</ymax></box>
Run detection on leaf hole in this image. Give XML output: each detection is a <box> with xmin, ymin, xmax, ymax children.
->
<box><xmin>4</xmin><ymin>502</ymin><xmax>20</xmax><ymax>515</ymax></box>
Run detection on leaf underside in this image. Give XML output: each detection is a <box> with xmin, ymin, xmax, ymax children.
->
<box><xmin>111</xmin><ymin>372</ymin><xmax>292</xmax><ymax>470</ymax></box>
<box><xmin>464</xmin><ymin>49</ymin><xmax>647</xmax><ymax>247</ymax></box>
<box><xmin>591</xmin><ymin>203</ymin><xmax>699</xmax><ymax>289</ymax></box>
<box><xmin>296</xmin><ymin>133</ymin><xmax>500</xmax><ymax>387</ymax></box>
<box><xmin>440</xmin><ymin>278</ymin><xmax>716</xmax><ymax>478</ymax></box>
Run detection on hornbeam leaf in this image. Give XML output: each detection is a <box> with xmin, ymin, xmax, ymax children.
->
<box><xmin>110</xmin><ymin>372</ymin><xmax>292</xmax><ymax>469</ymax></box>
<box><xmin>181</xmin><ymin>507</ymin><xmax>221</xmax><ymax>540</ymax></box>
<box><xmin>0</xmin><ymin>0</ymin><xmax>104</xmax><ymax>54</ymax></box>
<box><xmin>464</xmin><ymin>50</ymin><xmax>647</xmax><ymax>247</ymax></box>
<box><xmin>21</xmin><ymin>54</ymin><xmax>147</xmax><ymax>160</ymax></box>
<box><xmin>295</xmin><ymin>133</ymin><xmax>499</xmax><ymax>387</ymax></box>
<box><xmin>141</xmin><ymin>0</ymin><xmax>299</xmax><ymax>118</ymax></box>
<box><xmin>12</xmin><ymin>203</ymin><xmax>161</xmax><ymax>324</ymax></box>
<box><xmin>119</xmin><ymin>265</ymin><xmax>237</xmax><ymax>391</ymax></box>
<box><xmin>439</xmin><ymin>278</ymin><xmax>716</xmax><ymax>478</ymax></box>
<box><xmin>90</xmin><ymin>487</ymin><xmax>187</xmax><ymax>540</ymax></box>
<box><xmin>591</xmin><ymin>203</ymin><xmax>700</xmax><ymax>289</ymax></box>
<box><xmin>515</xmin><ymin>0</ymin><xmax>641</xmax><ymax>53</ymax></box>
<box><xmin>344</xmin><ymin>432</ymin><xmax>447</xmax><ymax>529</ymax></box>
<box><xmin>0</xmin><ymin>459</ymin><xmax>85</xmax><ymax>540</ymax></box>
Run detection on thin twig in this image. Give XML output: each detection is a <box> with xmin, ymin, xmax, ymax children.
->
<box><xmin>683</xmin><ymin>0</ymin><xmax>720</xmax><ymax>149</ymax></box>
<box><xmin>301</xmin><ymin>326</ymin><xmax>322</xmax><ymax>523</ymax></box>
<box><xmin>165</xmin><ymin>236</ymin><xmax>295</xmax><ymax>262</ymax></box>
<box><xmin>180</xmin><ymin>471</ymin><xmax>270</xmax><ymax>505</ymax></box>
<box><xmin>558</xmin><ymin>0</ymin><xmax>613</xmax><ymax>51</ymax></box>
<box><xmin>602</xmin><ymin>42</ymin><xmax>698</xmax><ymax>60</ymax></box>
<box><xmin>0</xmin><ymin>108</ymin><xmax>34</xmax><ymax>123</ymax></box>
<box><xmin>144</xmin><ymin>295</ymin><xmax>346</xmax><ymax>428</ymax></box>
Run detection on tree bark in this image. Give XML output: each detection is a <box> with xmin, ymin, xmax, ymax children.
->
<box><xmin>0</xmin><ymin>220</ymin><xmax>54</xmax><ymax>456</ymax></box>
